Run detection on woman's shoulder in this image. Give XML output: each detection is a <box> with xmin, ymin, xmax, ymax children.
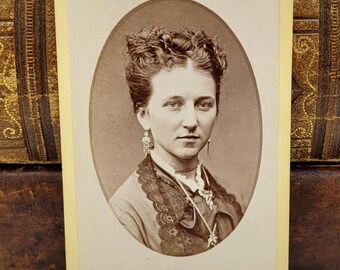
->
<box><xmin>108</xmin><ymin>170</ymin><xmax>158</xmax><ymax>245</ymax></box>
<box><xmin>109</xmin><ymin>168</ymin><xmax>156</xmax><ymax>215</ymax></box>
<box><xmin>109</xmin><ymin>171</ymin><xmax>140</xmax><ymax>206</ymax></box>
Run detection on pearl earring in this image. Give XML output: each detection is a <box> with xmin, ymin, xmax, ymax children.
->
<box><xmin>207</xmin><ymin>139</ymin><xmax>211</xmax><ymax>157</ymax></box>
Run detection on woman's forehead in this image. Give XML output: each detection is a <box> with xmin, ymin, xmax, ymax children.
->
<box><xmin>150</xmin><ymin>65</ymin><xmax>216</xmax><ymax>100</ymax></box>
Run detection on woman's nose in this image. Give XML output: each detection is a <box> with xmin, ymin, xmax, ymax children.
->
<box><xmin>182</xmin><ymin>105</ymin><xmax>198</xmax><ymax>130</ymax></box>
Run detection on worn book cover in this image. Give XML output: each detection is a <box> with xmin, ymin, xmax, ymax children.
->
<box><xmin>0</xmin><ymin>0</ymin><xmax>60</xmax><ymax>164</ymax></box>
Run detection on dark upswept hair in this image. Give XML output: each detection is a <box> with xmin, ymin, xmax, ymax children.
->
<box><xmin>124</xmin><ymin>27</ymin><xmax>227</xmax><ymax>112</ymax></box>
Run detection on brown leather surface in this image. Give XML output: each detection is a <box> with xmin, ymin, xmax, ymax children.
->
<box><xmin>0</xmin><ymin>166</ymin><xmax>338</xmax><ymax>269</ymax></box>
<box><xmin>290</xmin><ymin>165</ymin><xmax>340</xmax><ymax>270</ymax></box>
<box><xmin>0</xmin><ymin>167</ymin><xmax>65</xmax><ymax>269</ymax></box>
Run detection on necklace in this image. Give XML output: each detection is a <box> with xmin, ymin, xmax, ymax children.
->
<box><xmin>172</xmin><ymin>170</ymin><xmax>218</xmax><ymax>247</ymax></box>
<box><xmin>150</xmin><ymin>151</ymin><xmax>218</xmax><ymax>247</ymax></box>
<box><xmin>150</xmin><ymin>151</ymin><xmax>214</xmax><ymax>208</ymax></box>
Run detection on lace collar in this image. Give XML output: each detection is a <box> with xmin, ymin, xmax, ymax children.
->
<box><xmin>150</xmin><ymin>150</ymin><xmax>208</xmax><ymax>193</ymax></box>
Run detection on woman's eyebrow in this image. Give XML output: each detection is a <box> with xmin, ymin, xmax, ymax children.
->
<box><xmin>162</xmin><ymin>95</ymin><xmax>183</xmax><ymax>101</ymax></box>
<box><xmin>195</xmin><ymin>96</ymin><xmax>215</xmax><ymax>103</ymax></box>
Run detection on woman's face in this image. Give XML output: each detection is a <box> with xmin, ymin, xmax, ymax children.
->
<box><xmin>137</xmin><ymin>62</ymin><xmax>217</xmax><ymax>167</ymax></box>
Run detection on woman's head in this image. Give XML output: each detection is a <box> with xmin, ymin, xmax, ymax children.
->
<box><xmin>125</xmin><ymin>27</ymin><xmax>227</xmax><ymax>112</ymax></box>
<box><xmin>125</xmin><ymin>27</ymin><xmax>227</xmax><ymax>168</ymax></box>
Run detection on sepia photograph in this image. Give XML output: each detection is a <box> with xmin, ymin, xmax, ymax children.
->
<box><xmin>55</xmin><ymin>0</ymin><xmax>292</xmax><ymax>269</ymax></box>
<box><xmin>89</xmin><ymin>1</ymin><xmax>260</xmax><ymax>256</ymax></box>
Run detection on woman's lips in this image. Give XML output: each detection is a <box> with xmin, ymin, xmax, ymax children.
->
<box><xmin>178</xmin><ymin>135</ymin><xmax>200</xmax><ymax>140</ymax></box>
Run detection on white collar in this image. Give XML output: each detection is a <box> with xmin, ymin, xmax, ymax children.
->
<box><xmin>150</xmin><ymin>150</ymin><xmax>206</xmax><ymax>193</ymax></box>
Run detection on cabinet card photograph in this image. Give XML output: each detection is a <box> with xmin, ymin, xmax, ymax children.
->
<box><xmin>55</xmin><ymin>0</ymin><xmax>292</xmax><ymax>269</ymax></box>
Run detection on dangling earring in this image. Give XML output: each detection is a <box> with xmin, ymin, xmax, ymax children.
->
<box><xmin>207</xmin><ymin>139</ymin><xmax>211</xmax><ymax>157</ymax></box>
<box><xmin>142</xmin><ymin>130</ymin><xmax>151</xmax><ymax>155</ymax></box>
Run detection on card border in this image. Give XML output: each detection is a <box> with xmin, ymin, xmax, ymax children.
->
<box><xmin>55</xmin><ymin>0</ymin><xmax>79</xmax><ymax>269</ymax></box>
<box><xmin>55</xmin><ymin>0</ymin><xmax>293</xmax><ymax>269</ymax></box>
<box><xmin>277</xmin><ymin>0</ymin><xmax>293</xmax><ymax>268</ymax></box>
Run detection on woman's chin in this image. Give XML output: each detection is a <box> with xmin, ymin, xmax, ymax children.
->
<box><xmin>172</xmin><ymin>149</ymin><xmax>200</xmax><ymax>161</ymax></box>
<box><xmin>153</xmin><ymin>145</ymin><xmax>202</xmax><ymax>163</ymax></box>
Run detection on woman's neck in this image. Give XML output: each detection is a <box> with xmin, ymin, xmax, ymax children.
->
<box><xmin>176</xmin><ymin>168</ymin><xmax>197</xmax><ymax>181</ymax></box>
<box><xmin>151</xmin><ymin>148</ymin><xmax>199</xmax><ymax>174</ymax></box>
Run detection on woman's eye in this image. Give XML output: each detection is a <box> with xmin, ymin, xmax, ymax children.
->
<box><xmin>196</xmin><ymin>102</ymin><xmax>213</xmax><ymax>111</ymax></box>
<box><xmin>165</xmin><ymin>101</ymin><xmax>181</xmax><ymax>110</ymax></box>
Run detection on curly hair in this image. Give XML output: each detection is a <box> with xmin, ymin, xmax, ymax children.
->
<box><xmin>124</xmin><ymin>27</ymin><xmax>227</xmax><ymax>112</ymax></box>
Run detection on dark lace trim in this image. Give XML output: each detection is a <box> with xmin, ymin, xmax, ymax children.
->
<box><xmin>203</xmin><ymin>168</ymin><xmax>243</xmax><ymax>221</ymax></box>
<box><xmin>136</xmin><ymin>155</ymin><xmax>243</xmax><ymax>256</ymax></box>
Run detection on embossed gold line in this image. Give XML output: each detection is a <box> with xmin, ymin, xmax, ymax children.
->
<box><xmin>0</xmin><ymin>37</ymin><xmax>22</xmax><ymax>140</ymax></box>
<box><xmin>291</xmin><ymin>36</ymin><xmax>318</xmax><ymax>139</ymax></box>
<box><xmin>322</xmin><ymin>0</ymin><xmax>339</xmax><ymax>159</ymax></box>
<box><xmin>293</xmin><ymin>19</ymin><xmax>319</xmax><ymax>32</ymax></box>
<box><xmin>24</xmin><ymin>0</ymin><xmax>47</xmax><ymax>160</ymax></box>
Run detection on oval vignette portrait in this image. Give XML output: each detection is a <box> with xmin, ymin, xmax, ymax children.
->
<box><xmin>90</xmin><ymin>0</ymin><xmax>261</xmax><ymax>256</ymax></box>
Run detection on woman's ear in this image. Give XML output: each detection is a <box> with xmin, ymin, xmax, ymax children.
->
<box><xmin>136</xmin><ymin>107</ymin><xmax>150</xmax><ymax>130</ymax></box>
